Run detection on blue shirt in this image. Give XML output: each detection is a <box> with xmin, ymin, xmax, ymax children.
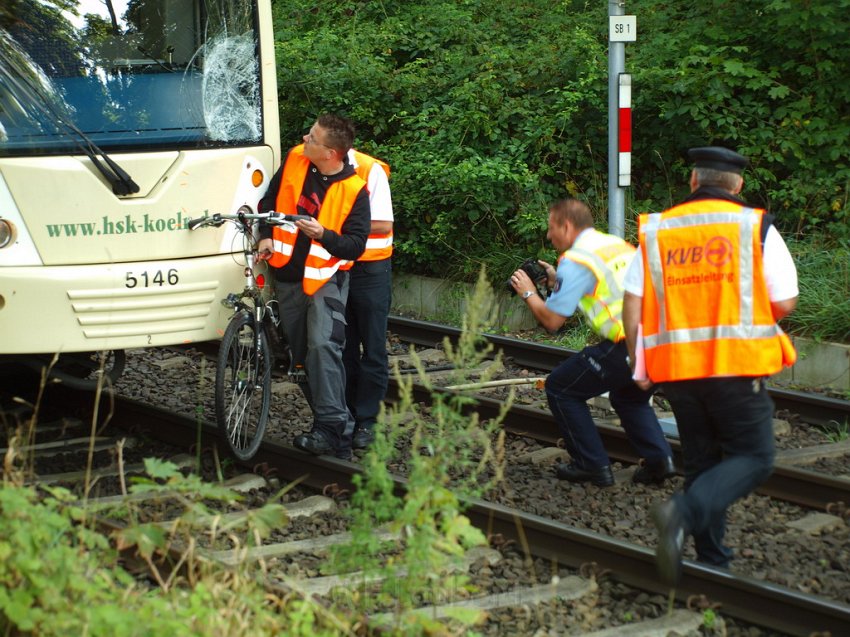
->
<box><xmin>545</xmin><ymin>257</ymin><xmax>596</xmax><ymax>318</ymax></box>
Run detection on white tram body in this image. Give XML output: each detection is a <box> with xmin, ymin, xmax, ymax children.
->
<box><xmin>0</xmin><ymin>0</ymin><xmax>279</xmax><ymax>362</ymax></box>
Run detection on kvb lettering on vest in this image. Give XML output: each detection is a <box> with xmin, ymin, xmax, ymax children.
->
<box><xmin>664</xmin><ymin>236</ymin><xmax>733</xmax><ymax>267</ymax></box>
<box><xmin>665</xmin><ymin>245</ymin><xmax>703</xmax><ymax>265</ymax></box>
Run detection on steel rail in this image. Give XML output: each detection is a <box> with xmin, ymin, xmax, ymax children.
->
<box><xmin>181</xmin><ymin>325</ymin><xmax>849</xmax><ymax>507</ymax></box>
<box><xmin>107</xmin><ymin>394</ymin><xmax>850</xmax><ymax>637</ymax></box>
<box><xmin>388</xmin><ymin>378</ymin><xmax>850</xmax><ymax>512</ymax></box>
<box><xmin>388</xmin><ymin>315</ymin><xmax>850</xmax><ymax>427</ymax></box>
<box><xmin>178</xmin><ymin>324</ymin><xmax>850</xmax><ymax>509</ymax></box>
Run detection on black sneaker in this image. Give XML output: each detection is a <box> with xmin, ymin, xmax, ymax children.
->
<box><xmin>352</xmin><ymin>427</ymin><xmax>375</xmax><ymax>450</ymax></box>
<box><xmin>293</xmin><ymin>431</ymin><xmax>334</xmax><ymax>455</ymax></box>
<box><xmin>632</xmin><ymin>457</ymin><xmax>676</xmax><ymax>485</ymax></box>
<box><xmin>555</xmin><ymin>462</ymin><xmax>615</xmax><ymax>487</ymax></box>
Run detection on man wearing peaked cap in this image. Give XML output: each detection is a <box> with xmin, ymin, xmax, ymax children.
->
<box><xmin>687</xmin><ymin>146</ymin><xmax>749</xmax><ymax>174</ymax></box>
<box><xmin>620</xmin><ymin>142</ymin><xmax>799</xmax><ymax>587</ymax></box>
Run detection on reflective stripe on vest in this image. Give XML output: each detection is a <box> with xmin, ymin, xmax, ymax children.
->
<box><xmin>270</xmin><ymin>145</ymin><xmax>366</xmax><ymax>295</ymax></box>
<box><xmin>358</xmin><ymin>231</ymin><xmax>393</xmax><ymax>261</ymax></box>
<box><xmin>638</xmin><ymin>202</ymin><xmax>796</xmax><ymax>381</ymax></box>
<box><xmin>563</xmin><ymin>229</ymin><xmax>635</xmax><ymax>342</ymax></box>
<box><xmin>352</xmin><ymin>150</ymin><xmax>393</xmax><ymax>262</ymax></box>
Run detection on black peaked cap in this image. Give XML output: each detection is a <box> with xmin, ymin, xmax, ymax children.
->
<box><xmin>688</xmin><ymin>146</ymin><xmax>749</xmax><ymax>174</ymax></box>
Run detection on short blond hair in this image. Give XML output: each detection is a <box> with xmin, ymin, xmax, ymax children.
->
<box><xmin>549</xmin><ymin>198</ymin><xmax>593</xmax><ymax>230</ymax></box>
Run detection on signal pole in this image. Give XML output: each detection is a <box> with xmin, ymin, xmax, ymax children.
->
<box><xmin>607</xmin><ymin>2</ymin><xmax>635</xmax><ymax>237</ymax></box>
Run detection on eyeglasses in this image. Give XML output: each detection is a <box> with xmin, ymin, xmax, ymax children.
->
<box><xmin>305</xmin><ymin>132</ymin><xmax>333</xmax><ymax>150</ymax></box>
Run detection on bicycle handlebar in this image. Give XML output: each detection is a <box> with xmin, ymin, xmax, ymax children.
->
<box><xmin>187</xmin><ymin>211</ymin><xmax>313</xmax><ymax>231</ymax></box>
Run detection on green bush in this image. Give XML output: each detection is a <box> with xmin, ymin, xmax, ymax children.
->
<box><xmin>784</xmin><ymin>238</ymin><xmax>850</xmax><ymax>342</ymax></box>
<box><xmin>271</xmin><ymin>0</ymin><xmax>850</xmax><ymax>339</ymax></box>
<box><xmin>630</xmin><ymin>0</ymin><xmax>850</xmax><ymax>240</ymax></box>
<box><xmin>273</xmin><ymin>0</ymin><xmax>609</xmax><ymax>278</ymax></box>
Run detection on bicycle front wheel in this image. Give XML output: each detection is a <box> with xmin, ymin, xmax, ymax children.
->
<box><xmin>215</xmin><ymin>311</ymin><xmax>272</xmax><ymax>460</ymax></box>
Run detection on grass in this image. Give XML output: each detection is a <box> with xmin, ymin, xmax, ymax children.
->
<box><xmin>821</xmin><ymin>420</ymin><xmax>850</xmax><ymax>443</ymax></box>
<box><xmin>782</xmin><ymin>238</ymin><xmax>850</xmax><ymax>343</ymax></box>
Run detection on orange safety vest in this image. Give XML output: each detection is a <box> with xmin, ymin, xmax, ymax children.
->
<box><xmin>638</xmin><ymin>199</ymin><xmax>796</xmax><ymax>382</ymax></box>
<box><xmin>270</xmin><ymin>145</ymin><xmax>367</xmax><ymax>295</ymax></box>
<box><xmin>351</xmin><ymin>150</ymin><xmax>393</xmax><ymax>262</ymax></box>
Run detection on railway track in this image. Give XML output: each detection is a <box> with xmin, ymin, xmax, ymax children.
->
<box><xmin>0</xmin><ymin>390</ymin><xmax>708</xmax><ymax>635</ymax></box>
<box><xmin>387</xmin><ymin>315</ymin><xmax>850</xmax><ymax>512</ymax></box>
<box><xmin>6</xmin><ymin>328</ymin><xmax>848</xmax><ymax>635</ymax></box>
<box><xmin>388</xmin><ymin>315</ymin><xmax>850</xmax><ymax>427</ymax></box>
<box><xmin>57</xmin><ymin>387</ymin><xmax>850</xmax><ymax>636</ymax></box>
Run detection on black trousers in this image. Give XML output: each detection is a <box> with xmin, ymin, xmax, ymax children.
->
<box><xmin>343</xmin><ymin>259</ymin><xmax>392</xmax><ymax>430</ymax></box>
<box><xmin>662</xmin><ymin>377</ymin><xmax>776</xmax><ymax>567</ymax></box>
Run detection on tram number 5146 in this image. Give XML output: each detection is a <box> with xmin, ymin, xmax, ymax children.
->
<box><xmin>125</xmin><ymin>269</ymin><xmax>179</xmax><ymax>288</ymax></box>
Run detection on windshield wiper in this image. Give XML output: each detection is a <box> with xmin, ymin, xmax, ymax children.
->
<box><xmin>52</xmin><ymin>111</ymin><xmax>141</xmax><ymax>196</ymax></box>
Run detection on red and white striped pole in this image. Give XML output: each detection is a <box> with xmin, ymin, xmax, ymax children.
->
<box><xmin>618</xmin><ymin>74</ymin><xmax>632</xmax><ymax>188</ymax></box>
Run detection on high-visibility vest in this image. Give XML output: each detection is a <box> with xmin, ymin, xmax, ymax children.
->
<box><xmin>270</xmin><ymin>145</ymin><xmax>366</xmax><ymax>295</ymax></box>
<box><xmin>351</xmin><ymin>150</ymin><xmax>393</xmax><ymax>262</ymax></box>
<box><xmin>638</xmin><ymin>200</ymin><xmax>796</xmax><ymax>381</ymax></box>
<box><xmin>562</xmin><ymin>229</ymin><xmax>635</xmax><ymax>342</ymax></box>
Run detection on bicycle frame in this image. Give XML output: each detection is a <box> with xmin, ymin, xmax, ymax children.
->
<box><xmin>221</xmin><ymin>211</ymin><xmax>279</xmax><ymax>387</ymax></box>
<box><xmin>188</xmin><ymin>207</ymin><xmax>307</xmax><ymax>459</ymax></box>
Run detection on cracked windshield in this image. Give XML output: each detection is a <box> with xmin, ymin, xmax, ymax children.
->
<box><xmin>0</xmin><ymin>0</ymin><xmax>261</xmax><ymax>154</ymax></box>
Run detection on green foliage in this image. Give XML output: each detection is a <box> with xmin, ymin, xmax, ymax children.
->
<box><xmin>331</xmin><ymin>270</ymin><xmax>507</xmax><ymax>633</ymax></box>
<box><xmin>702</xmin><ymin>608</ymin><xmax>717</xmax><ymax>629</ymax></box>
<box><xmin>271</xmin><ymin>0</ymin><xmax>850</xmax><ymax>327</ymax></box>
<box><xmin>627</xmin><ymin>0</ymin><xmax>850</xmax><ymax>237</ymax></box>
<box><xmin>0</xmin><ymin>460</ymin><xmax>342</xmax><ymax>636</ymax></box>
<box><xmin>539</xmin><ymin>320</ymin><xmax>597</xmax><ymax>351</ymax></box>
<box><xmin>272</xmin><ymin>0</ymin><xmax>608</xmax><ymax>282</ymax></box>
<box><xmin>821</xmin><ymin>420</ymin><xmax>849</xmax><ymax>443</ymax></box>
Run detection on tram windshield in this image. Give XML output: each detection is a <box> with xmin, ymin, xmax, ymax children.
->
<box><xmin>0</xmin><ymin>0</ymin><xmax>262</xmax><ymax>155</ymax></box>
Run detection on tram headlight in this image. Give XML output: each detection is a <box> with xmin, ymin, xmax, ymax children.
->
<box><xmin>0</xmin><ymin>218</ymin><xmax>15</xmax><ymax>249</ymax></box>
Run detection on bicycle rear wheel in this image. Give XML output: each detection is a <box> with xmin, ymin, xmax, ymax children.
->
<box><xmin>215</xmin><ymin>311</ymin><xmax>272</xmax><ymax>460</ymax></box>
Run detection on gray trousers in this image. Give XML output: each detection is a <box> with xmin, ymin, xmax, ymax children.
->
<box><xmin>275</xmin><ymin>271</ymin><xmax>355</xmax><ymax>450</ymax></box>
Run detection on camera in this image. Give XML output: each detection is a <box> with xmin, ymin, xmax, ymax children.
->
<box><xmin>506</xmin><ymin>258</ymin><xmax>548</xmax><ymax>295</ymax></box>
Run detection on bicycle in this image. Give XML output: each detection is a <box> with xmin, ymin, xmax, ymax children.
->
<box><xmin>188</xmin><ymin>207</ymin><xmax>311</xmax><ymax>460</ymax></box>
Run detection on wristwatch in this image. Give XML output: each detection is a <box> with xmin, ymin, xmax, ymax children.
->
<box><xmin>522</xmin><ymin>290</ymin><xmax>535</xmax><ymax>300</ymax></box>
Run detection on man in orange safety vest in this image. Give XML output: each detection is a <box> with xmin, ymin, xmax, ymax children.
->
<box><xmin>344</xmin><ymin>149</ymin><xmax>394</xmax><ymax>450</ymax></box>
<box><xmin>623</xmin><ymin>146</ymin><xmax>798</xmax><ymax>586</ymax></box>
<box><xmin>257</xmin><ymin>114</ymin><xmax>370</xmax><ymax>460</ymax></box>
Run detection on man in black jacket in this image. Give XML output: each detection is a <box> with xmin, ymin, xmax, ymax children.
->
<box><xmin>257</xmin><ymin>114</ymin><xmax>370</xmax><ymax>460</ymax></box>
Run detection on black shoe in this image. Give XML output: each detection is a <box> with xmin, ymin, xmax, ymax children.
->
<box><xmin>555</xmin><ymin>462</ymin><xmax>615</xmax><ymax>487</ymax></box>
<box><xmin>352</xmin><ymin>427</ymin><xmax>375</xmax><ymax>450</ymax></box>
<box><xmin>632</xmin><ymin>456</ymin><xmax>676</xmax><ymax>485</ymax></box>
<box><xmin>651</xmin><ymin>499</ymin><xmax>685</xmax><ymax>587</ymax></box>
<box><xmin>293</xmin><ymin>431</ymin><xmax>334</xmax><ymax>455</ymax></box>
<box><xmin>335</xmin><ymin>448</ymin><xmax>353</xmax><ymax>461</ymax></box>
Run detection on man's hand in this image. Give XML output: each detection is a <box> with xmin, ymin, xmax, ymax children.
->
<box><xmin>623</xmin><ymin>291</ymin><xmax>653</xmax><ymax>389</ymax></box>
<box><xmin>510</xmin><ymin>268</ymin><xmax>535</xmax><ymax>297</ymax></box>
<box><xmin>634</xmin><ymin>377</ymin><xmax>653</xmax><ymax>390</ymax></box>
<box><xmin>256</xmin><ymin>238</ymin><xmax>274</xmax><ymax>261</ymax></box>
<box><xmin>538</xmin><ymin>259</ymin><xmax>556</xmax><ymax>289</ymax></box>
<box><xmin>296</xmin><ymin>216</ymin><xmax>325</xmax><ymax>240</ymax></box>
<box><xmin>514</xmin><ymin>267</ymin><xmax>568</xmax><ymax>332</ymax></box>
